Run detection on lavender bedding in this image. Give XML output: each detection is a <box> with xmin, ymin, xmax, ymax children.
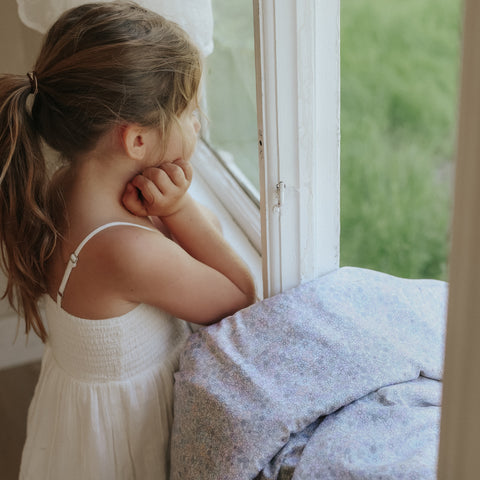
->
<box><xmin>170</xmin><ymin>267</ymin><xmax>447</xmax><ymax>480</ymax></box>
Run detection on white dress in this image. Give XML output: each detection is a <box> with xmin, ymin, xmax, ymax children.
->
<box><xmin>19</xmin><ymin>223</ymin><xmax>191</xmax><ymax>480</ymax></box>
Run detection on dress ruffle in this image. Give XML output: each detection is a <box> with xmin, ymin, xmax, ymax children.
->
<box><xmin>20</xmin><ymin>296</ymin><xmax>190</xmax><ymax>480</ymax></box>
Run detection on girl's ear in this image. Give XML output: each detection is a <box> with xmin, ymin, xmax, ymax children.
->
<box><xmin>120</xmin><ymin>124</ymin><xmax>148</xmax><ymax>161</ymax></box>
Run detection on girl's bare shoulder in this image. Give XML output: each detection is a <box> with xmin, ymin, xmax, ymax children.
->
<box><xmin>88</xmin><ymin>221</ymin><xmax>250</xmax><ymax>324</ymax></box>
<box><xmin>85</xmin><ymin>221</ymin><xmax>172</xmax><ymax>273</ymax></box>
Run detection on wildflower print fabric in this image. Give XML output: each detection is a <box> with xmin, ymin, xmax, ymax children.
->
<box><xmin>170</xmin><ymin>267</ymin><xmax>447</xmax><ymax>480</ymax></box>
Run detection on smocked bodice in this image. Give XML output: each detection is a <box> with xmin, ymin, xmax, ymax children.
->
<box><xmin>44</xmin><ymin>295</ymin><xmax>190</xmax><ymax>382</ymax></box>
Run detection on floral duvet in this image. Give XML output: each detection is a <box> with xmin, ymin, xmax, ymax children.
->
<box><xmin>170</xmin><ymin>267</ymin><xmax>447</xmax><ymax>480</ymax></box>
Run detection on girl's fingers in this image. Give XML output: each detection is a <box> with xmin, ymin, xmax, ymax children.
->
<box><xmin>160</xmin><ymin>162</ymin><xmax>185</xmax><ymax>186</ymax></box>
<box><xmin>161</xmin><ymin>160</ymin><xmax>192</xmax><ymax>187</ymax></box>
<box><xmin>131</xmin><ymin>174</ymin><xmax>162</xmax><ymax>206</ymax></box>
<box><xmin>122</xmin><ymin>182</ymin><xmax>148</xmax><ymax>217</ymax></box>
<box><xmin>173</xmin><ymin>159</ymin><xmax>193</xmax><ymax>183</ymax></box>
<box><xmin>141</xmin><ymin>167</ymin><xmax>172</xmax><ymax>192</ymax></box>
<box><xmin>124</xmin><ymin>163</ymin><xmax>191</xmax><ymax>217</ymax></box>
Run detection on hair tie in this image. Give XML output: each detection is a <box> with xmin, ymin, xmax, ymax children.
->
<box><xmin>27</xmin><ymin>71</ymin><xmax>38</xmax><ymax>96</ymax></box>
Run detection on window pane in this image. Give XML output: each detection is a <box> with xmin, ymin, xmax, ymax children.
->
<box><xmin>340</xmin><ymin>0</ymin><xmax>461</xmax><ymax>280</ymax></box>
<box><xmin>203</xmin><ymin>0</ymin><xmax>259</xmax><ymax>191</ymax></box>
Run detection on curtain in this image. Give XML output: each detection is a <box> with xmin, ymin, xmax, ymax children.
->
<box><xmin>16</xmin><ymin>0</ymin><xmax>213</xmax><ymax>56</ymax></box>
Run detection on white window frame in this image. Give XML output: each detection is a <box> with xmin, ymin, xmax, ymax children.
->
<box><xmin>189</xmin><ymin>140</ymin><xmax>263</xmax><ymax>297</ymax></box>
<box><xmin>254</xmin><ymin>0</ymin><xmax>340</xmax><ymax>298</ymax></box>
<box><xmin>196</xmin><ymin>0</ymin><xmax>341</xmax><ymax>299</ymax></box>
<box><xmin>193</xmin><ymin>140</ymin><xmax>261</xmax><ymax>253</ymax></box>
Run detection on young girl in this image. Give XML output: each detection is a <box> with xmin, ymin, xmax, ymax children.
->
<box><xmin>0</xmin><ymin>2</ymin><xmax>256</xmax><ymax>478</ymax></box>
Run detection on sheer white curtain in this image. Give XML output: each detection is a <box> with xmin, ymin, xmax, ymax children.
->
<box><xmin>16</xmin><ymin>0</ymin><xmax>213</xmax><ymax>56</ymax></box>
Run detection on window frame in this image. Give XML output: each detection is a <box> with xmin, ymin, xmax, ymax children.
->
<box><xmin>253</xmin><ymin>0</ymin><xmax>341</xmax><ymax>297</ymax></box>
<box><xmin>198</xmin><ymin>0</ymin><xmax>341</xmax><ymax>299</ymax></box>
<box><xmin>193</xmin><ymin>139</ymin><xmax>261</xmax><ymax>253</ymax></box>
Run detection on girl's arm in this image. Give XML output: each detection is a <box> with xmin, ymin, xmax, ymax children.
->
<box><xmin>160</xmin><ymin>194</ymin><xmax>255</xmax><ymax>303</ymax></box>
<box><xmin>121</xmin><ymin>159</ymin><xmax>256</xmax><ymax>324</ymax></box>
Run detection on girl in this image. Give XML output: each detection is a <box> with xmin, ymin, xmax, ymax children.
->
<box><xmin>0</xmin><ymin>2</ymin><xmax>256</xmax><ymax>479</ymax></box>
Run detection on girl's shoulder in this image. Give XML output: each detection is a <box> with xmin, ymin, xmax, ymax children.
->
<box><xmin>94</xmin><ymin>221</ymin><xmax>194</xmax><ymax>310</ymax></box>
<box><xmin>90</xmin><ymin>220</ymin><xmax>185</xmax><ymax>293</ymax></box>
<box><xmin>83</xmin><ymin>220</ymin><xmax>172</xmax><ymax>276</ymax></box>
<box><xmin>50</xmin><ymin>221</ymin><xmax>174</xmax><ymax>319</ymax></box>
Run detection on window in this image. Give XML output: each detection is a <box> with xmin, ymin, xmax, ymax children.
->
<box><xmin>340</xmin><ymin>0</ymin><xmax>461</xmax><ymax>280</ymax></box>
<box><xmin>196</xmin><ymin>0</ymin><xmax>341</xmax><ymax>298</ymax></box>
<box><xmin>203</xmin><ymin>0</ymin><xmax>259</xmax><ymax>192</ymax></box>
<box><xmin>201</xmin><ymin>0</ymin><xmax>460</xmax><ymax>294</ymax></box>
<box><xmin>194</xmin><ymin>0</ymin><xmax>261</xmax><ymax>259</ymax></box>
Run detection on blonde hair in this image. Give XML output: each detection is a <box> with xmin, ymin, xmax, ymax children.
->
<box><xmin>0</xmin><ymin>1</ymin><xmax>202</xmax><ymax>341</ymax></box>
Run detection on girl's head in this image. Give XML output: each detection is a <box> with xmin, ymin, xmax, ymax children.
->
<box><xmin>33</xmin><ymin>1</ymin><xmax>202</xmax><ymax>158</ymax></box>
<box><xmin>0</xmin><ymin>1</ymin><xmax>202</xmax><ymax>340</ymax></box>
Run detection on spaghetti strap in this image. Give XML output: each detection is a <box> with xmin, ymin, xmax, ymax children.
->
<box><xmin>57</xmin><ymin>222</ymin><xmax>157</xmax><ymax>306</ymax></box>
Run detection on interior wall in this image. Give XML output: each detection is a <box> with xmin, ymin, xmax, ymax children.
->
<box><xmin>0</xmin><ymin>0</ymin><xmax>42</xmax><ymax>73</ymax></box>
<box><xmin>0</xmin><ymin>0</ymin><xmax>44</xmax><ymax>369</ymax></box>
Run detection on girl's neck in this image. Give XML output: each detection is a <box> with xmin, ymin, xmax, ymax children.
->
<box><xmin>59</xmin><ymin>135</ymin><xmax>142</xmax><ymax>233</ymax></box>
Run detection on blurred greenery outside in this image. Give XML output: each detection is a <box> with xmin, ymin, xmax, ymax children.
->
<box><xmin>205</xmin><ymin>0</ymin><xmax>462</xmax><ymax>280</ymax></box>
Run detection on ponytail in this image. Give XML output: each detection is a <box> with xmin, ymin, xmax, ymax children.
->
<box><xmin>0</xmin><ymin>74</ymin><xmax>58</xmax><ymax>342</ymax></box>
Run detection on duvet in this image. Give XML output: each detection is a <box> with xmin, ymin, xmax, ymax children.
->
<box><xmin>170</xmin><ymin>267</ymin><xmax>447</xmax><ymax>480</ymax></box>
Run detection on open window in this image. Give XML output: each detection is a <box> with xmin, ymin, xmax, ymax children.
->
<box><xmin>192</xmin><ymin>0</ymin><xmax>261</xmax><ymax>253</ymax></box>
<box><xmin>197</xmin><ymin>0</ymin><xmax>341</xmax><ymax>299</ymax></box>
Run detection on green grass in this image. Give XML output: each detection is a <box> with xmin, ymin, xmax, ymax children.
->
<box><xmin>340</xmin><ymin>0</ymin><xmax>462</xmax><ymax>279</ymax></box>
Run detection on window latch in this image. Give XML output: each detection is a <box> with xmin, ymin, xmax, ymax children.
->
<box><xmin>274</xmin><ymin>181</ymin><xmax>286</xmax><ymax>212</ymax></box>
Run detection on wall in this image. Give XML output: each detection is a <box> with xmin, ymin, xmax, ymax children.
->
<box><xmin>0</xmin><ymin>0</ymin><xmax>44</xmax><ymax>369</ymax></box>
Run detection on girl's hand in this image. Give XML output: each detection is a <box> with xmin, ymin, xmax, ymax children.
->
<box><xmin>122</xmin><ymin>159</ymin><xmax>193</xmax><ymax>217</ymax></box>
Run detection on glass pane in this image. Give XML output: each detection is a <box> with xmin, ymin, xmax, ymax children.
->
<box><xmin>203</xmin><ymin>0</ymin><xmax>259</xmax><ymax>191</ymax></box>
<box><xmin>340</xmin><ymin>0</ymin><xmax>461</xmax><ymax>280</ymax></box>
